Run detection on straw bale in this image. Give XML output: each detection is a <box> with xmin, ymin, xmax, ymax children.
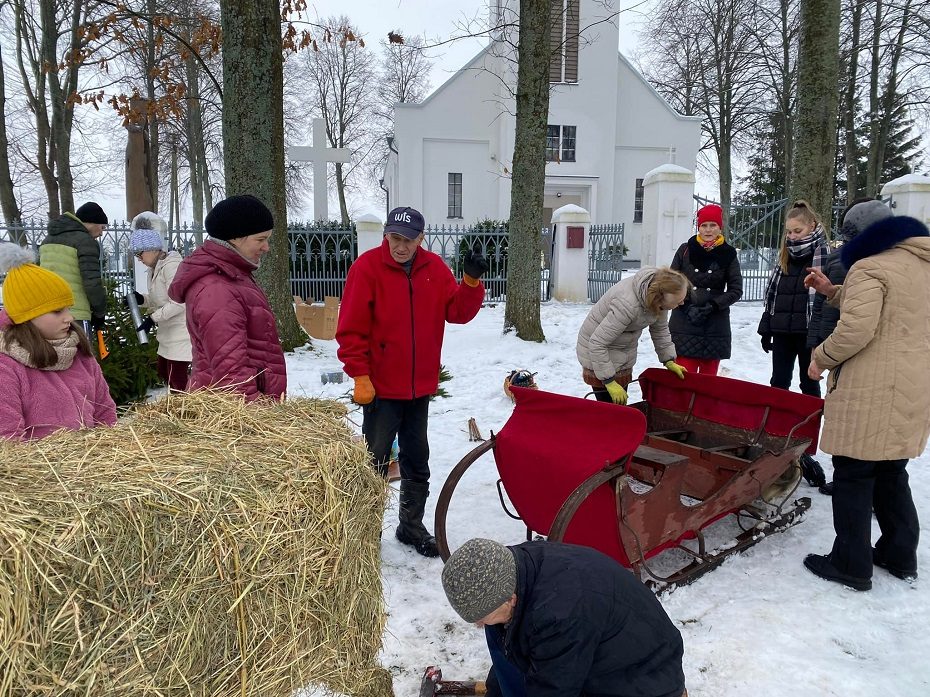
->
<box><xmin>0</xmin><ymin>392</ymin><xmax>391</xmax><ymax>697</ymax></box>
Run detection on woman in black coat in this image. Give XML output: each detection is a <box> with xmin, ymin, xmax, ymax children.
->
<box><xmin>669</xmin><ymin>204</ymin><xmax>743</xmax><ymax>375</ymax></box>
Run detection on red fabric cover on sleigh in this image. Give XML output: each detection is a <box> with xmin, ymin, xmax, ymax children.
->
<box><xmin>638</xmin><ymin>368</ymin><xmax>824</xmax><ymax>454</ymax></box>
<box><xmin>493</xmin><ymin>387</ymin><xmax>646</xmax><ymax>564</ymax></box>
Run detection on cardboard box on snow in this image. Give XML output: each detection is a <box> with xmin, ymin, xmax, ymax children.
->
<box><xmin>294</xmin><ymin>296</ymin><xmax>339</xmax><ymax>340</ymax></box>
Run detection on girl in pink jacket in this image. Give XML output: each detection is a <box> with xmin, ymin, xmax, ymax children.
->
<box><xmin>0</xmin><ymin>243</ymin><xmax>117</xmax><ymax>441</ymax></box>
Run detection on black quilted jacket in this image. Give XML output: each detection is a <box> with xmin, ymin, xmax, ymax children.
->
<box><xmin>806</xmin><ymin>248</ymin><xmax>846</xmax><ymax>347</ymax></box>
<box><xmin>668</xmin><ymin>237</ymin><xmax>743</xmax><ymax>359</ymax></box>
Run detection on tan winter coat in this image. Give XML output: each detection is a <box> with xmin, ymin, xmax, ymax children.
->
<box><xmin>576</xmin><ymin>267</ymin><xmax>677</xmax><ymax>381</ymax></box>
<box><xmin>143</xmin><ymin>251</ymin><xmax>193</xmax><ymax>362</ymax></box>
<box><xmin>813</xmin><ymin>237</ymin><xmax>930</xmax><ymax>460</ymax></box>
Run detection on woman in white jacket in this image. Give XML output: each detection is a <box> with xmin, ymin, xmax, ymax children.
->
<box><xmin>129</xmin><ymin>212</ymin><xmax>192</xmax><ymax>390</ymax></box>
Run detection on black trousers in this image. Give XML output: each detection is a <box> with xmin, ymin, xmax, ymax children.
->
<box><xmin>362</xmin><ymin>396</ymin><xmax>431</xmax><ymax>483</ymax></box>
<box><xmin>830</xmin><ymin>455</ymin><xmax>920</xmax><ymax>578</ymax></box>
<box><xmin>770</xmin><ymin>333</ymin><xmax>820</xmax><ymax>397</ymax></box>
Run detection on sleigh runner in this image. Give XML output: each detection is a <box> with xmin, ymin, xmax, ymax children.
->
<box><xmin>435</xmin><ymin>368</ymin><xmax>824</xmax><ymax>589</ymax></box>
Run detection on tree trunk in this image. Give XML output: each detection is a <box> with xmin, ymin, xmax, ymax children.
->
<box><xmin>503</xmin><ymin>0</ymin><xmax>547</xmax><ymax>342</ymax></box>
<box><xmin>185</xmin><ymin>46</ymin><xmax>205</xmax><ymax>230</ymax></box>
<box><xmin>220</xmin><ymin>0</ymin><xmax>304</xmax><ymax>350</ymax></box>
<box><xmin>169</xmin><ymin>136</ymin><xmax>179</xmax><ymax>230</ymax></box>
<box><xmin>146</xmin><ymin>0</ymin><xmax>159</xmax><ymax>212</ymax></box>
<box><xmin>41</xmin><ymin>0</ymin><xmax>78</xmax><ymax>214</ymax></box>
<box><xmin>866</xmin><ymin>0</ymin><xmax>910</xmax><ymax>198</ymax></box>
<box><xmin>334</xmin><ymin>161</ymin><xmax>349</xmax><ymax>225</ymax></box>
<box><xmin>790</xmin><ymin>0</ymin><xmax>841</xmax><ymax>235</ymax></box>
<box><xmin>843</xmin><ymin>0</ymin><xmax>863</xmax><ymax>204</ymax></box>
<box><xmin>864</xmin><ymin>0</ymin><xmax>882</xmax><ymax>198</ymax></box>
<box><xmin>126</xmin><ymin>98</ymin><xmax>155</xmax><ymax>219</ymax></box>
<box><xmin>0</xmin><ymin>45</ymin><xmax>22</xmax><ymax>232</ymax></box>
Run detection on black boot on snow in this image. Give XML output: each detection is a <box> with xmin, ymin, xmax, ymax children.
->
<box><xmin>819</xmin><ymin>480</ymin><xmax>835</xmax><ymax>496</ymax></box>
<box><xmin>396</xmin><ymin>480</ymin><xmax>440</xmax><ymax>558</ymax></box>
<box><xmin>799</xmin><ymin>454</ymin><xmax>826</xmax><ymax>488</ymax></box>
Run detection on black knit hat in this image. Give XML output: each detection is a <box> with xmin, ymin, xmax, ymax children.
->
<box><xmin>75</xmin><ymin>202</ymin><xmax>108</xmax><ymax>225</ymax></box>
<box><xmin>441</xmin><ymin>538</ymin><xmax>516</xmax><ymax>623</ymax></box>
<box><xmin>205</xmin><ymin>194</ymin><xmax>275</xmax><ymax>241</ymax></box>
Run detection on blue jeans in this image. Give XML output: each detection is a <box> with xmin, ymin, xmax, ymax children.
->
<box><xmin>485</xmin><ymin>626</ymin><xmax>526</xmax><ymax>697</ymax></box>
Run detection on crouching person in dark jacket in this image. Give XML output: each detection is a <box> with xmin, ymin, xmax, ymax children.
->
<box><xmin>442</xmin><ymin>539</ymin><xmax>687</xmax><ymax>697</ymax></box>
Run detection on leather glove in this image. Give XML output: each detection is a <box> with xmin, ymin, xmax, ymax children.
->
<box><xmin>463</xmin><ymin>246</ymin><xmax>489</xmax><ymax>286</ymax></box>
<box><xmin>91</xmin><ymin>314</ymin><xmax>106</xmax><ymax>332</ymax></box>
<box><xmin>664</xmin><ymin>360</ymin><xmax>687</xmax><ymax>379</ymax></box>
<box><xmin>353</xmin><ymin>375</ymin><xmax>376</xmax><ymax>405</ymax></box>
<box><xmin>686</xmin><ymin>304</ymin><xmax>714</xmax><ymax>326</ymax></box>
<box><xmin>603</xmin><ymin>380</ymin><xmax>628</xmax><ymax>405</ymax></box>
<box><xmin>137</xmin><ymin>315</ymin><xmax>156</xmax><ymax>333</ymax></box>
<box><xmin>760</xmin><ymin>334</ymin><xmax>773</xmax><ymax>353</ymax></box>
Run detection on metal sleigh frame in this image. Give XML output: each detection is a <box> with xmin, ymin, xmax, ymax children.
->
<box><xmin>435</xmin><ymin>368</ymin><xmax>824</xmax><ymax>590</ymax></box>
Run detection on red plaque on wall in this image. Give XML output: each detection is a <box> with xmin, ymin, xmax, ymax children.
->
<box><xmin>566</xmin><ymin>226</ymin><xmax>584</xmax><ymax>249</ymax></box>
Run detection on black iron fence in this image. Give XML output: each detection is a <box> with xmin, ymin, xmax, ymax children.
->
<box><xmin>1</xmin><ymin>220</ymin><xmax>556</xmax><ymax>303</ymax></box>
<box><xmin>692</xmin><ymin>196</ymin><xmax>894</xmax><ymax>302</ymax></box>
<box><xmin>588</xmin><ymin>223</ymin><xmax>626</xmax><ymax>303</ymax></box>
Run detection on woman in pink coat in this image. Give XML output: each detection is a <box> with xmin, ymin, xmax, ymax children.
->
<box><xmin>0</xmin><ymin>243</ymin><xmax>116</xmax><ymax>441</ymax></box>
<box><xmin>168</xmin><ymin>195</ymin><xmax>286</xmax><ymax>401</ymax></box>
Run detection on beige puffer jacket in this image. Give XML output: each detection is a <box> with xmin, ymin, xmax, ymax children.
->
<box><xmin>144</xmin><ymin>251</ymin><xmax>193</xmax><ymax>362</ymax></box>
<box><xmin>576</xmin><ymin>267</ymin><xmax>677</xmax><ymax>381</ymax></box>
<box><xmin>813</xmin><ymin>236</ymin><xmax>930</xmax><ymax>460</ymax></box>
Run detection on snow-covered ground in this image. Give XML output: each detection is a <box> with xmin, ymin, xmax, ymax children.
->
<box><xmin>286</xmin><ymin>300</ymin><xmax>929</xmax><ymax>697</ymax></box>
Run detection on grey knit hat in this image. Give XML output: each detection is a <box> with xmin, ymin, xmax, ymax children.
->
<box><xmin>442</xmin><ymin>538</ymin><xmax>516</xmax><ymax>623</ymax></box>
<box><xmin>839</xmin><ymin>200</ymin><xmax>893</xmax><ymax>242</ymax></box>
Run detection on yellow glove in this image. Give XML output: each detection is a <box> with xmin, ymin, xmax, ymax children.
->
<box><xmin>664</xmin><ymin>360</ymin><xmax>687</xmax><ymax>380</ymax></box>
<box><xmin>604</xmin><ymin>380</ymin><xmax>628</xmax><ymax>405</ymax></box>
<box><xmin>353</xmin><ymin>375</ymin><xmax>376</xmax><ymax>405</ymax></box>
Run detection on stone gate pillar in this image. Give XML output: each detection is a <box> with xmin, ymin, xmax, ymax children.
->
<box><xmin>550</xmin><ymin>204</ymin><xmax>591</xmax><ymax>302</ymax></box>
<box><xmin>641</xmin><ymin>164</ymin><xmax>696</xmax><ymax>267</ymax></box>
<box><xmin>882</xmin><ymin>174</ymin><xmax>930</xmax><ymax>226</ymax></box>
<box><xmin>355</xmin><ymin>213</ymin><xmax>384</xmax><ymax>256</ymax></box>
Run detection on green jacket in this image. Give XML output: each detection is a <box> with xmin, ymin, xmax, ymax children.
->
<box><xmin>39</xmin><ymin>213</ymin><xmax>105</xmax><ymax>321</ymax></box>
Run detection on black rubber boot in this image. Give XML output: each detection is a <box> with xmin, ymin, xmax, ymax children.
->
<box><xmin>819</xmin><ymin>480</ymin><xmax>835</xmax><ymax>496</ymax></box>
<box><xmin>396</xmin><ymin>480</ymin><xmax>439</xmax><ymax>557</ymax></box>
<box><xmin>799</xmin><ymin>453</ymin><xmax>826</xmax><ymax>488</ymax></box>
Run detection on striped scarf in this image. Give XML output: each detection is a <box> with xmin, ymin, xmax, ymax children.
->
<box><xmin>764</xmin><ymin>225</ymin><xmax>829</xmax><ymax>322</ymax></box>
<box><xmin>696</xmin><ymin>233</ymin><xmax>725</xmax><ymax>250</ymax></box>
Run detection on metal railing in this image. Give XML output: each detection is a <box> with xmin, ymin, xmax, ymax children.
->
<box><xmin>1</xmin><ymin>219</ymin><xmax>558</xmax><ymax>304</ymax></box>
<box><xmin>588</xmin><ymin>223</ymin><xmax>626</xmax><ymax>303</ymax></box>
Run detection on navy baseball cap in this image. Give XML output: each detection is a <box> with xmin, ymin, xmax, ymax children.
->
<box><xmin>385</xmin><ymin>206</ymin><xmax>425</xmax><ymax>239</ymax></box>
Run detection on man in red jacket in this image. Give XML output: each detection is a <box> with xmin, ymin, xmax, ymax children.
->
<box><xmin>337</xmin><ymin>206</ymin><xmax>487</xmax><ymax>556</ymax></box>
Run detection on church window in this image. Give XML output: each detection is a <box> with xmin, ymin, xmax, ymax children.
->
<box><xmin>546</xmin><ymin>125</ymin><xmax>577</xmax><ymax>163</ymax></box>
<box><xmin>549</xmin><ymin>0</ymin><xmax>580</xmax><ymax>84</ymax></box>
<box><xmin>448</xmin><ymin>173</ymin><xmax>463</xmax><ymax>218</ymax></box>
<box><xmin>633</xmin><ymin>178</ymin><xmax>644</xmax><ymax>223</ymax></box>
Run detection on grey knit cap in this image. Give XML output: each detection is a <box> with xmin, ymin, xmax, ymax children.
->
<box><xmin>839</xmin><ymin>200</ymin><xmax>893</xmax><ymax>242</ymax></box>
<box><xmin>442</xmin><ymin>538</ymin><xmax>516</xmax><ymax>623</ymax></box>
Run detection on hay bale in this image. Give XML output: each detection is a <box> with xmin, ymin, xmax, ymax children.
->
<box><xmin>0</xmin><ymin>392</ymin><xmax>390</xmax><ymax>697</ymax></box>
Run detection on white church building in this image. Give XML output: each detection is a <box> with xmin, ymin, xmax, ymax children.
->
<box><xmin>382</xmin><ymin>0</ymin><xmax>701</xmax><ymax>261</ymax></box>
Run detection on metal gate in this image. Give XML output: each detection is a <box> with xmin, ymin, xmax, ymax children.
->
<box><xmin>692</xmin><ymin>196</ymin><xmax>893</xmax><ymax>302</ymax></box>
<box><xmin>587</xmin><ymin>223</ymin><xmax>626</xmax><ymax>302</ymax></box>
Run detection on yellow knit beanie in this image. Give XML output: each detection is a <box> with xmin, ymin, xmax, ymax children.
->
<box><xmin>0</xmin><ymin>242</ymin><xmax>74</xmax><ymax>324</ymax></box>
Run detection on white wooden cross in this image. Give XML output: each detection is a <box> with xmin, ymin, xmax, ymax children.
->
<box><xmin>288</xmin><ymin>118</ymin><xmax>351</xmax><ymax>222</ymax></box>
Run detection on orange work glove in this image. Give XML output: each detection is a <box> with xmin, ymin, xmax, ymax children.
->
<box><xmin>353</xmin><ymin>375</ymin><xmax>376</xmax><ymax>405</ymax></box>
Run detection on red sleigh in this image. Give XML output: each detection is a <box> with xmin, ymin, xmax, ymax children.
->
<box><xmin>435</xmin><ymin>369</ymin><xmax>823</xmax><ymax>588</ymax></box>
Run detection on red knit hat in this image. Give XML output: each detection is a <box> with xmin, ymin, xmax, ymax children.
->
<box><xmin>696</xmin><ymin>204</ymin><xmax>723</xmax><ymax>229</ymax></box>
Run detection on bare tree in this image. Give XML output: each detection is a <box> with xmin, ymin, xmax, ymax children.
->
<box><xmin>790</xmin><ymin>0</ymin><xmax>841</xmax><ymax>229</ymax></box>
<box><xmin>219</xmin><ymin>0</ymin><xmax>303</xmax><ymax>350</ymax></box>
<box><xmin>0</xmin><ymin>9</ymin><xmax>23</xmax><ymax>229</ymax></box>
<box><xmin>302</xmin><ymin>17</ymin><xmax>376</xmax><ymax>225</ymax></box>
<box><xmin>369</xmin><ymin>34</ymin><xmax>432</xmax><ymax>190</ymax></box>
<box><xmin>12</xmin><ymin>0</ymin><xmax>86</xmax><ymax>217</ymax></box>
<box><xmin>641</xmin><ymin>0</ymin><xmax>764</xmax><ymax>217</ymax></box>
<box><xmin>504</xmin><ymin>0</ymin><xmax>550</xmax><ymax>341</ymax></box>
